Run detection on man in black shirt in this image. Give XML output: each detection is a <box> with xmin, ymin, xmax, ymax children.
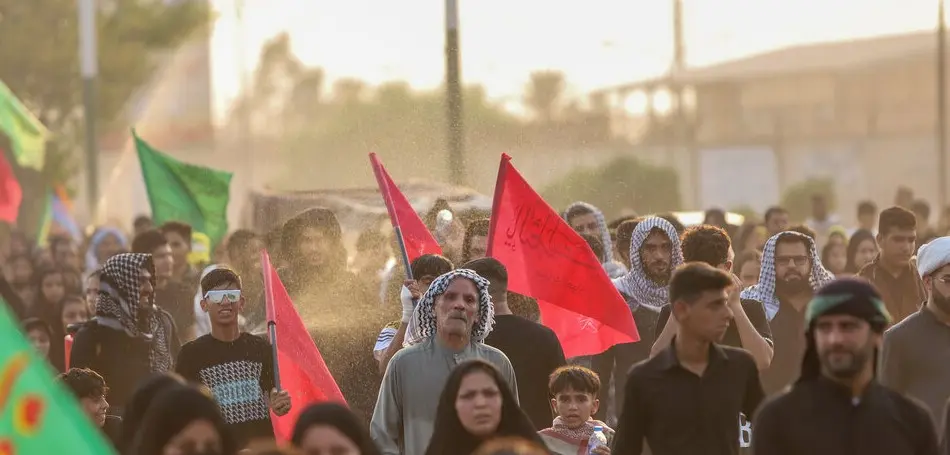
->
<box><xmin>473</xmin><ymin>257</ymin><xmax>567</xmax><ymax>431</ymax></box>
<box><xmin>613</xmin><ymin>262</ymin><xmax>765</xmax><ymax>455</ymax></box>
<box><xmin>752</xmin><ymin>279</ymin><xmax>937</xmax><ymax>455</ymax></box>
<box><xmin>653</xmin><ymin>225</ymin><xmax>774</xmax><ymax>369</ymax></box>
<box><xmin>176</xmin><ymin>266</ymin><xmax>292</xmax><ymax>448</ymax></box>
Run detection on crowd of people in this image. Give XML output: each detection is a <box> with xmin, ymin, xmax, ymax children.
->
<box><xmin>4</xmin><ymin>184</ymin><xmax>950</xmax><ymax>454</ymax></box>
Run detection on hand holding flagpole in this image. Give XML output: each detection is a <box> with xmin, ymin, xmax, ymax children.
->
<box><xmin>262</xmin><ymin>250</ymin><xmax>281</xmax><ymax>391</ymax></box>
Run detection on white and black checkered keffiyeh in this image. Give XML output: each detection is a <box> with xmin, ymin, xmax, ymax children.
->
<box><xmin>404</xmin><ymin>268</ymin><xmax>495</xmax><ymax>347</ymax></box>
<box><xmin>613</xmin><ymin>216</ymin><xmax>684</xmax><ymax>311</ymax></box>
<box><xmin>563</xmin><ymin>201</ymin><xmax>628</xmax><ymax>279</ymax></box>
<box><xmin>96</xmin><ymin>253</ymin><xmax>173</xmax><ymax>372</ymax></box>
<box><xmin>739</xmin><ymin>231</ymin><xmax>835</xmax><ymax>320</ymax></box>
<box><xmin>563</xmin><ymin>201</ymin><xmax>614</xmax><ymax>264</ymax></box>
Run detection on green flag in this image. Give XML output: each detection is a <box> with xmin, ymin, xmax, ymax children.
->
<box><xmin>133</xmin><ymin>129</ymin><xmax>233</xmax><ymax>248</ymax></box>
<box><xmin>0</xmin><ymin>301</ymin><xmax>117</xmax><ymax>454</ymax></box>
<box><xmin>0</xmin><ymin>80</ymin><xmax>48</xmax><ymax>171</ymax></box>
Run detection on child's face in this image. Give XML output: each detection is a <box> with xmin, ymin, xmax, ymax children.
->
<box><xmin>551</xmin><ymin>387</ymin><xmax>599</xmax><ymax>429</ymax></box>
<box><xmin>61</xmin><ymin>300</ymin><xmax>89</xmax><ymax>330</ymax></box>
<box><xmin>26</xmin><ymin>329</ymin><xmax>51</xmax><ymax>357</ymax></box>
<box><xmin>11</xmin><ymin>258</ymin><xmax>33</xmax><ymax>285</ymax></box>
<box><xmin>41</xmin><ymin>273</ymin><xmax>65</xmax><ymax>304</ymax></box>
<box><xmin>201</xmin><ymin>283</ymin><xmax>244</xmax><ymax>326</ymax></box>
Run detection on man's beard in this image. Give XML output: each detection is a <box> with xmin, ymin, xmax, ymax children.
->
<box><xmin>933</xmin><ymin>287</ymin><xmax>950</xmax><ymax>314</ymax></box>
<box><xmin>645</xmin><ymin>265</ymin><xmax>671</xmax><ymax>285</ymax></box>
<box><xmin>820</xmin><ymin>341</ymin><xmax>874</xmax><ymax>380</ymax></box>
<box><xmin>775</xmin><ymin>274</ymin><xmax>810</xmax><ymax>296</ymax></box>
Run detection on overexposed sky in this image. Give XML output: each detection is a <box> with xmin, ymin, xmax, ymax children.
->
<box><xmin>208</xmin><ymin>0</ymin><xmax>940</xmax><ymax>122</ymax></box>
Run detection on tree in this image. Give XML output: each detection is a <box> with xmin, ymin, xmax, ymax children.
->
<box><xmin>524</xmin><ymin>71</ymin><xmax>566</xmax><ymax>123</ymax></box>
<box><xmin>781</xmin><ymin>177</ymin><xmax>836</xmax><ymax>222</ymax></box>
<box><xmin>542</xmin><ymin>156</ymin><xmax>682</xmax><ymax>219</ymax></box>
<box><xmin>0</xmin><ymin>0</ymin><xmax>209</xmax><ymax>185</ymax></box>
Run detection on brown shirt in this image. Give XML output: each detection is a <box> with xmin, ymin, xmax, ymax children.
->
<box><xmin>857</xmin><ymin>258</ymin><xmax>926</xmax><ymax>325</ymax></box>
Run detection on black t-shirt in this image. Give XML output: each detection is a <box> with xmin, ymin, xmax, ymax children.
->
<box><xmin>176</xmin><ymin>333</ymin><xmax>275</xmax><ymax>447</ymax></box>
<box><xmin>484</xmin><ymin>314</ymin><xmax>567</xmax><ymax>430</ymax></box>
<box><xmin>654</xmin><ymin>299</ymin><xmax>773</xmax><ymax>349</ymax></box>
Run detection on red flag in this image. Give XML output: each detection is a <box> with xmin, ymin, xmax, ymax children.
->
<box><xmin>369</xmin><ymin>153</ymin><xmax>442</xmax><ymax>262</ymax></box>
<box><xmin>262</xmin><ymin>250</ymin><xmax>346</xmax><ymax>442</ymax></box>
<box><xmin>487</xmin><ymin>154</ymin><xmax>638</xmax><ymax>358</ymax></box>
<box><xmin>0</xmin><ymin>149</ymin><xmax>22</xmax><ymax>223</ymax></box>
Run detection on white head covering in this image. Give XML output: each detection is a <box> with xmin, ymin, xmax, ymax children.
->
<box><xmin>613</xmin><ymin>216</ymin><xmax>684</xmax><ymax>310</ymax></box>
<box><xmin>739</xmin><ymin>231</ymin><xmax>835</xmax><ymax>320</ymax></box>
<box><xmin>563</xmin><ymin>202</ymin><xmax>614</xmax><ymax>264</ymax></box>
<box><xmin>403</xmin><ymin>268</ymin><xmax>495</xmax><ymax>347</ymax></box>
<box><xmin>917</xmin><ymin>236</ymin><xmax>950</xmax><ymax>278</ymax></box>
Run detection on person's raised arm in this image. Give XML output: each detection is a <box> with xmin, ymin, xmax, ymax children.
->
<box><xmin>650</xmin><ymin>305</ymin><xmax>677</xmax><ymax>358</ymax></box>
<box><xmin>732</xmin><ymin>295</ymin><xmax>774</xmax><ymax>370</ymax></box>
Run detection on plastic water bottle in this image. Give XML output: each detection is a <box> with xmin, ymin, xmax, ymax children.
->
<box><xmin>587</xmin><ymin>425</ymin><xmax>607</xmax><ymax>454</ymax></box>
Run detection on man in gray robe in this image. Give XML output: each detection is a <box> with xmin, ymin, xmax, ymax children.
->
<box><xmin>370</xmin><ymin>268</ymin><xmax>518</xmax><ymax>455</ymax></box>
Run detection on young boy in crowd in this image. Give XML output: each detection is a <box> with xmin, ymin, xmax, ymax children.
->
<box><xmin>57</xmin><ymin>367</ymin><xmax>121</xmax><ymax>448</ymax></box>
<box><xmin>539</xmin><ymin>366</ymin><xmax>613</xmax><ymax>455</ymax></box>
<box><xmin>175</xmin><ymin>266</ymin><xmax>292</xmax><ymax>449</ymax></box>
<box><xmin>23</xmin><ymin>317</ymin><xmax>52</xmax><ymax>360</ymax></box>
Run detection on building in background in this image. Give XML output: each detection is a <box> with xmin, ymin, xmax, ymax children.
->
<box><xmin>594</xmin><ymin>29</ymin><xmax>942</xmax><ymax>222</ymax></box>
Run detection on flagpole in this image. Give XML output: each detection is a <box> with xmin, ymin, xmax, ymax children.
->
<box><xmin>369</xmin><ymin>154</ymin><xmax>415</xmax><ymax>280</ymax></box>
<box><xmin>261</xmin><ymin>251</ymin><xmax>282</xmax><ymax>390</ymax></box>
<box><xmin>78</xmin><ymin>0</ymin><xmax>100</xmax><ymax>223</ymax></box>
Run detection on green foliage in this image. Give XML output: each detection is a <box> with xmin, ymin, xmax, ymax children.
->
<box><xmin>728</xmin><ymin>205</ymin><xmax>761</xmax><ymax>223</ymax></box>
<box><xmin>780</xmin><ymin>177</ymin><xmax>836</xmax><ymax>222</ymax></box>
<box><xmin>524</xmin><ymin>71</ymin><xmax>566</xmax><ymax>123</ymax></box>
<box><xmin>541</xmin><ymin>156</ymin><xmax>682</xmax><ymax>219</ymax></box>
<box><xmin>0</xmin><ymin>0</ymin><xmax>210</xmax><ymax>186</ymax></box>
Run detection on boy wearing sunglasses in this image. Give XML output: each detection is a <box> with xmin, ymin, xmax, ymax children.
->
<box><xmin>175</xmin><ymin>266</ymin><xmax>292</xmax><ymax>449</ymax></box>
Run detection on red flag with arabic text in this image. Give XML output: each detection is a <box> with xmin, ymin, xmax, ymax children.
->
<box><xmin>487</xmin><ymin>154</ymin><xmax>638</xmax><ymax>357</ymax></box>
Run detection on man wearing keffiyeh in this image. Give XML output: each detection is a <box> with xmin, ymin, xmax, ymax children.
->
<box><xmin>739</xmin><ymin>231</ymin><xmax>834</xmax><ymax>394</ymax></box>
<box><xmin>587</xmin><ymin>216</ymin><xmax>683</xmax><ymax>423</ymax></box>
<box><xmin>563</xmin><ymin>201</ymin><xmax>628</xmax><ymax>279</ymax></box>
<box><xmin>371</xmin><ymin>268</ymin><xmax>519</xmax><ymax>455</ymax></box>
<box><xmin>70</xmin><ymin>253</ymin><xmax>180</xmax><ymax>415</ymax></box>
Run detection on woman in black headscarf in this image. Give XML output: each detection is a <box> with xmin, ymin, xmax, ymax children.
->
<box><xmin>425</xmin><ymin>360</ymin><xmax>545</xmax><ymax>455</ymax></box>
<box><xmin>291</xmin><ymin>402</ymin><xmax>380</xmax><ymax>455</ymax></box>
<box><xmin>130</xmin><ymin>384</ymin><xmax>238</xmax><ymax>455</ymax></box>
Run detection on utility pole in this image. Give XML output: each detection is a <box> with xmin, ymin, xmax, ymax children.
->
<box><xmin>671</xmin><ymin>0</ymin><xmax>696</xmax><ymax>207</ymax></box>
<box><xmin>78</xmin><ymin>0</ymin><xmax>99</xmax><ymax>223</ymax></box>
<box><xmin>235</xmin><ymin>0</ymin><xmax>253</xmax><ymax>190</ymax></box>
<box><xmin>938</xmin><ymin>0</ymin><xmax>947</xmax><ymax>212</ymax></box>
<box><xmin>445</xmin><ymin>0</ymin><xmax>465</xmax><ymax>185</ymax></box>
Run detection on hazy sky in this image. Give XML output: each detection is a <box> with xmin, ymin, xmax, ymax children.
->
<box><xmin>208</xmin><ymin>0</ymin><xmax>940</xmax><ymax>121</ymax></box>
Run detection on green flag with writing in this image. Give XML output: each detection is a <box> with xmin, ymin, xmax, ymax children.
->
<box><xmin>133</xmin><ymin>129</ymin><xmax>233</xmax><ymax>248</ymax></box>
<box><xmin>0</xmin><ymin>301</ymin><xmax>117</xmax><ymax>454</ymax></box>
<box><xmin>0</xmin><ymin>80</ymin><xmax>48</xmax><ymax>171</ymax></box>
